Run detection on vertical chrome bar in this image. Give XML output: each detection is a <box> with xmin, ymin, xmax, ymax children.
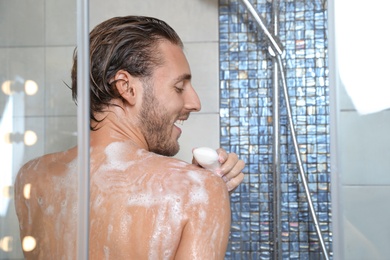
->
<box><xmin>272</xmin><ymin>58</ymin><xmax>281</xmax><ymax>260</ymax></box>
<box><xmin>271</xmin><ymin>1</ymin><xmax>282</xmax><ymax>259</ymax></box>
<box><xmin>76</xmin><ymin>0</ymin><xmax>90</xmax><ymax>259</ymax></box>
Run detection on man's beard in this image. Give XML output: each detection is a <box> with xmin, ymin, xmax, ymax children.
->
<box><xmin>137</xmin><ymin>85</ymin><xmax>180</xmax><ymax>157</ymax></box>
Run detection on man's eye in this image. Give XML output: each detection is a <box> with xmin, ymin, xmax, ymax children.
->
<box><xmin>175</xmin><ymin>87</ymin><xmax>184</xmax><ymax>93</ymax></box>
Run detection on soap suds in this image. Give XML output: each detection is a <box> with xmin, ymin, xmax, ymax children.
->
<box><xmin>107</xmin><ymin>224</ymin><xmax>113</xmax><ymax>242</ymax></box>
<box><xmin>87</xmin><ymin>143</ymin><xmax>223</xmax><ymax>259</ymax></box>
<box><xmin>100</xmin><ymin>142</ymin><xmax>135</xmax><ymax>172</ymax></box>
<box><xmin>119</xmin><ymin>214</ymin><xmax>132</xmax><ymax>240</ymax></box>
<box><xmin>45</xmin><ymin>205</ymin><xmax>54</xmax><ymax>215</ymax></box>
<box><xmin>104</xmin><ymin>246</ymin><xmax>109</xmax><ymax>260</ymax></box>
<box><xmin>186</xmin><ymin>171</ymin><xmax>209</xmax><ymax>205</ymax></box>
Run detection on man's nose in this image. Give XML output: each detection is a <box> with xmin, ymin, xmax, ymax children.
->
<box><xmin>185</xmin><ymin>85</ymin><xmax>201</xmax><ymax>112</ymax></box>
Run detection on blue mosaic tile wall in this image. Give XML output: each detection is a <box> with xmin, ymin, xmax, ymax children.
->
<box><xmin>219</xmin><ymin>0</ymin><xmax>331</xmax><ymax>259</ymax></box>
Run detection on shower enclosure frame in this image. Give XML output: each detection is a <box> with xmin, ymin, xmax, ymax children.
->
<box><xmin>76</xmin><ymin>0</ymin><xmax>91</xmax><ymax>258</ymax></box>
<box><xmin>73</xmin><ymin>0</ymin><xmax>332</xmax><ymax>258</ymax></box>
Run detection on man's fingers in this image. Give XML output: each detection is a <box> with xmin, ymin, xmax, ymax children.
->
<box><xmin>226</xmin><ymin>172</ymin><xmax>245</xmax><ymax>193</ymax></box>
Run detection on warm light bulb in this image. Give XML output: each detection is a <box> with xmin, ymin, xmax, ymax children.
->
<box><xmin>2</xmin><ymin>186</ymin><xmax>13</xmax><ymax>199</ymax></box>
<box><xmin>24</xmin><ymin>80</ymin><xmax>38</xmax><ymax>96</ymax></box>
<box><xmin>23</xmin><ymin>183</ymin><xmax>31</xmax><ymax>199</ymax></box>
<box><xmin>3</xmin><ymin>133</ymin><xmax>11</xmax><ymax>144</ymax></box>
<box><xmin>24</xmin><ymin>130</ymin><xmax>37</xmax><ymax>146</ymax></box>
<box><xmin>1</xmin><ymin>81</ymin><xmax>13</xmax><ymax>95</ymax></box>
<box><xmin>0</xmin><ymin>236</ymin><xmax>13</xmax><ymax>252</ymax></box>
<box><xmin>22</xmin><ymin>236</ymin><xmax>36</xmax><ymax>252</ymax></box>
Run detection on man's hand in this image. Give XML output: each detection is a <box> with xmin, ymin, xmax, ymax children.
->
<box><xmin>215</xmin><ymin>148</ymin><xmax>245</xmax><ymax>193</ymax></box>
<box><xmin>192</xmin><ymin>148</ymin><xmax>245</xmax><ymax>193</ymax></box>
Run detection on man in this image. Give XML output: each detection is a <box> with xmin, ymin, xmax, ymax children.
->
<box><xmin>15</xmin><ymin>16</ymin><xmax>245</xmax><ymax>259</ymax></box>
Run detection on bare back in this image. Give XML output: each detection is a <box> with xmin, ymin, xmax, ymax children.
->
<box><xmin>15</xmin><ymin>141</ymin><xmax>231</xmax><ymax>259</ymax></box>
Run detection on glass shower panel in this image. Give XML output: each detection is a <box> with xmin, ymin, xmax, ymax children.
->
<box><xmin>329</xmin><ymin>0</ymin><xmax>390</xmax><ymax>258</ymax></box>
<box><xmin>0</xmin><ymin>0</ymin><xmax>77</xmax><ymax>258</ymax></box>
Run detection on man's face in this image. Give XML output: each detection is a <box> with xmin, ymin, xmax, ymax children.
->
<box><xmin>138</xmin><ymin>41</ymin><xmax>201</xmax><ymax>156</ymax></box>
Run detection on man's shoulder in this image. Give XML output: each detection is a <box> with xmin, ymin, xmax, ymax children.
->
<box><xmin>16</xmin><ymin>148</ymin><xmax>77</xmax><ymax>184</ymax></box>
<box><xmin>152</xmin><ymin>156</ymin><xmax>215</xmax><ymax>179</ymax></box>
<box><xmin>152</xmin><ymin>156</ymin><xmax>228</xmax><ymax>198</ymax></box>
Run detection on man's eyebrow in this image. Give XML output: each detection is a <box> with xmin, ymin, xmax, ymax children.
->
<box><xmin>172</xmin><ymin>73</ymin><xmax>192</xmax><ymax>84</ymax></box>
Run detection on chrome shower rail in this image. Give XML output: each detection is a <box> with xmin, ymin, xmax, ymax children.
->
<box><xmin>271</xmin><ymin>0</ymin><xmax>282</xmax><ymax>259</ymax></box>
<box><xmin>238</xmin><ymin>0</ymin><xmax>330</xmax><ymax>259</ymax></box>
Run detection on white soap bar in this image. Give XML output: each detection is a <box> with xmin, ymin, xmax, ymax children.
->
<box><xmin>192</xmin><ymin>147</ymin><xmax>220</xmax><ymax>172</ymax></box>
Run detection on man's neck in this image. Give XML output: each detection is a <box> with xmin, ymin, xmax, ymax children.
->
<box><xmin>90</xmin><ymin>107</ymin><xmax>149</xmax><ymax>150</ymax></box>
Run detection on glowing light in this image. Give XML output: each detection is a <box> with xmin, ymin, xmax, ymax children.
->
<box><xmin>1</xmin><ymin>81</ymin><xmax>13</xmax><ymax>95</ymax></box>
<box><xmin>3</xmin><ymin>131</ymin><xmax>38</xmax><ymax>145</ymax></box>
<box><xmin>24</xmin><ymin>131</ymin><xmax>37</xmax><ymax>146</ymax></box>
<box><xmin>24</xmin><ymin>80</ymin><xmax>38</xmax><ymax>96</ymax></box>
<box><xmin>1</xmin><ymin>186</ymin><xmax>13</xmax><ymax>199</ymax></box>
<box><xmin>0</xmin><ymin>236</ymin><xmax>13</xmax><ymax>252</ymax></box>
<box><xmin>23</xmin><ymin>183</ymin><xmax>31</xmax><ymax>199</ymax></box>
<box><xmin>1</xmin><ymin>79</ymin><xmax>38</xmax><ymax>96</ymax></box>
<box><xmin>3</xmin><ymin>133</ymin><xmax>11</xmax><ymax>144</ymax></box>
<box><xmin>22</xmin><ymin>236</ymin><xmax>36</xmax><ymax>252</ymax></box>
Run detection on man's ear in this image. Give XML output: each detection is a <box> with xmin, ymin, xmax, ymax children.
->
<box><xmin>113</xmin><ymin>70</ymin><xmax>139</xmax><ymax>105</ymax></box>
